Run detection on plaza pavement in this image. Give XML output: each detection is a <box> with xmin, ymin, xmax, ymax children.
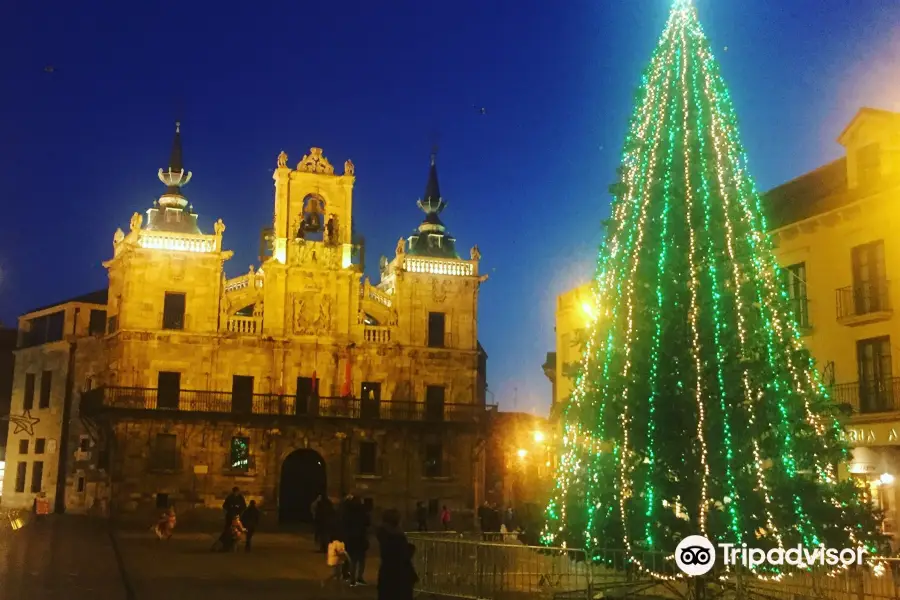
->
<box><xmin>0</xmin><ymin>514</ymin><xmax>386</xmax><ymax>600</ymax></box>
<box><xmin>0</xmin><ymin>514</ymin><xmax>127</xmax><ymax>600</ymax></box>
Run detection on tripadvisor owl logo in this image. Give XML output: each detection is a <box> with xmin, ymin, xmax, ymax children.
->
<box><xmin>675</xmin><ymin>535</ymin><xmax>717</xmax><ymax>576</ymax></box>
<box><xmin>673</xmin><ymin>535</ymin><xmax>868</xmax><ymax>576</ymax></box>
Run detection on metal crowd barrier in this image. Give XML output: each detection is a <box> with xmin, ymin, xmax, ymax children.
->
<box><xmin>408</xmin><ymin>533</ymin><xmax>900</xmax><ymax>600</ymax></box>
<box><xmin>409</xmin><ymin>533</ymin><xmax>594</xmax><ymax>599</ymax></box>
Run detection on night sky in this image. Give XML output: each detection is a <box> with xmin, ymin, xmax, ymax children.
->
<box><xmin>1</xmin><ymin>0</ymin><xmax>898</xmax><ymax>414</ymax></box>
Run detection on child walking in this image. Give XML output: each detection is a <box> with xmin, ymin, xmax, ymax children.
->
<box><xmin>323</xmin><ymin>535</ymin><xmax>350</xmax><ymax>589</ymax></box>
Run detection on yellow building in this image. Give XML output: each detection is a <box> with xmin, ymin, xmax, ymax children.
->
<box><xmin>2</xmin><ymin>124</ymin><xmax>493</xmax><ymax>525</ymax></box>
<box><xmin>547</xmin><ymin>107</ymin><xmax>900</xmax><ymax>541</ymax></box>
<box><xmin>767</xmin><ymin>107</ymin><xmax>900</xmax><ymax>539</ymax></box>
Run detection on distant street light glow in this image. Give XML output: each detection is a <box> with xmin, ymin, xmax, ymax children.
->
<box><xmin>533</xmin><ymin>430</ymin><xmax>545</xmax><ymax>444</ymax></box>
<box><xmin>517</xmin><ymin>448</ymin><xmax>528</xmax><ymax>459</ymax></box>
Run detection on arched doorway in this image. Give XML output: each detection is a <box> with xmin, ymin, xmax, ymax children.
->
<box><xmin>279</xmin><ymin>448</ymin><xmax>327</xmax><ymax>524</ymax></box>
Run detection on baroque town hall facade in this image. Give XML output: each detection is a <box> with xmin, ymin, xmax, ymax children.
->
<box><xmin>1</xmin><ymin>125</ymin><xmax>491</xmax><ymax>524</ymax></box>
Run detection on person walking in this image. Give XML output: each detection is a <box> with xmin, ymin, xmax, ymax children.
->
<box><xmin>317</xmin><ymin>496</ymin><xmax>335</xmax><ymax>553</ymax></box>
<box><xmin>440</xmin><ymin>505</ymin><xmax>451</xmax><ymax>531</ymax></box>
<box><xmin>415</xmin><ymin>501</ymin><xmax>428</xmax><ymax>532</ymax></box>
<box><xmin>376</xmin><ymin>509</ymin><xmax>417</xmax><ymax>600</ymax></box>
<box><xmin>222</xmin><ymin>487</ymin><xmax>247</xmax><ymax>526</ymax></box>
<box><xmin>241</xmin><ymin>500</ymin><xmax>260</xmax><ymax>552</ymax></box>
<box><xmin>344</xmin><ymin>496</ymin><xmax>370</xmax><ymax>586</ymax></box>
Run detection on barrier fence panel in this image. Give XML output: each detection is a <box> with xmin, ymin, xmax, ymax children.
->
<box><xmin>407</xmin><ymin>534</ymin><xmax>900</xmax><ymax>600</ymax></box>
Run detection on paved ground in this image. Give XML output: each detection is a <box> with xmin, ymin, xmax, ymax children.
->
<box><xmin>0</xmin><ymin>514</ymin><xmax>388</xmax><ymax>600</ymax></box>
<box><xmin>0</xmin><ymin>514</ymin><xmax>127</xmax><ymax>600</ymax></box>
<box><xmin>114</xmin><ymin>526</ymin><xmax>381</xmax><ymax>600</ymax></box>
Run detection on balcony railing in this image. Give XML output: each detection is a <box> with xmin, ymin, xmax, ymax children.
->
<box><xmin>836</xmin><ymin>280</ymin><xmax>891</xmax><ymax>322</ymax></box>
<box><xmin>830</xmin><ymin>377</ymin><xmax>900</xmax><ymax>414</ymax></box>
<box><xmin>81</xmin><ymin>386</ymin><xmax>494</xmax><ymax>424</ymax></box>
<box><xmin>227</xmin><ymin>316</ymin><xmax>260</xmax><ymax>334</ymax></box>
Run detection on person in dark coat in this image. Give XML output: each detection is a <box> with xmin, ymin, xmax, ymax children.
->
<box><xmin>343</xmin><ymin>496</ymin><xmax>370</xmax><ymax>586</ymax></box>
<box><xmin>241</xmin><ymin>500</ymin><xmax>260</xmax><ymax>552</ymax></box>
<box><xmin>316</xmin><ymin>496</ymin><xmax>335</xmax><ymax>553</ymax></box>
<box><xmin>376</xmin><ymin>509</ymin><xmax>417</xmax><ymax>600</ymax></box>
<box><xmin>415</xmin><ymin>501</ymin><xmax>428</xmax><ymax>532</ymax></box>
<box><xmin>222</xmin><ymin>487</ymin><xmax>247</xmax><ymax>525</ymax></box>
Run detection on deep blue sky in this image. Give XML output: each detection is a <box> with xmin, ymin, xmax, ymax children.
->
<box><xmin>1</xmin><ymin>1</ymin><xmax>898</xmax><ymax>414</ymax></box>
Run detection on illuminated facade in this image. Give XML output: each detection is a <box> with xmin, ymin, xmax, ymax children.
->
<box><xmin>548</xmin><ymin>107</ymin><xmax>900</xmax><ymax>542</ymax></box>
<box><xmin>2</xmin><ymin>125</ymin><xmax>492</xmax><ymax>523</ymax></box>
<box><xmin>766</xmin><ymin>108</ymin><xmax>900</xmax><ymax>542</ymax></box>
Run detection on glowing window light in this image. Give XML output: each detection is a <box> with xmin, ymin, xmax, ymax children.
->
<box><xmin>880</xmin><ymin>473</ymin><xmax>894</xmax><ymax>485</ymax></box>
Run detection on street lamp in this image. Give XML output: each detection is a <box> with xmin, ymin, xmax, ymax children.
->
<box><xmin>517</xmin><ymin>448</ymin><xmax>528</xmax><ymax>460</ymax></box>
<box><xmin>533</xmin><ymin>430</ymin><xmax>545</xmax><ymax>444</ymax></box>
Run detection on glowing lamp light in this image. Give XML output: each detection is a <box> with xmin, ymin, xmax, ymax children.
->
<box><xmin>581</xmin><ymin>302</ymin><xmax>597</xmax><ymax>323</ymax></box>
<box><xmin>517</xmin><ymin>448</ymin><xmax>528</xmax><ymax>460</ymax></box>
<box><xmin>533</xmin><ymin>430</ymin><xmax>545</xmax><ymax>444</ymax></box>
<box><xmin>880</xmin><ymin>473</ymin><xmax>895</xmax><ymax>485</ymax></box>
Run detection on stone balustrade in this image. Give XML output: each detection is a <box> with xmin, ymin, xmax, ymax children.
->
<box><xmin>227</xmin><ymin>316</ymin><xmax>260</xmax><ymax>334</ymax></box>
<box><xmin>403</xmin><ymin>256</ymin><xmax>475</xmax><ymax>277</ymax></box>
<box><xmin>138</xmin><ymin>230</ymin><xmax>218</xmax><ymax>253</ymax></box>
<box><xmin>364</xmin><ymin>325</ymin><xmax>392</xmax><ymax>344</ymax></box>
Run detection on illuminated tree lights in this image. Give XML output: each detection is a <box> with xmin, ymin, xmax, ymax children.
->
<box><xmin>544</xmin><ymin>0</ymin><xmax>883</xmax><ymax>574</ymax></box>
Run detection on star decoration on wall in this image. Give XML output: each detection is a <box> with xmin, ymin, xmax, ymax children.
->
<box><xmin>3</xmin><ymin>410</ymin><xmax>41</xmax><ymax>436</ymax></box>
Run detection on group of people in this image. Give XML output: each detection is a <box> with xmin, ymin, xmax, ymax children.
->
<box><xmin>314</xmin><ymin>493</ymin><xmax>418</xmax><ymax>599</ymax></box>
<box><xmin>413</xmin><ymin>501</ymin><xmax>452</xmax><ymax>531</ymax></box>
<box><xmin>214</xmin><ymin>486</ymin><xmax>260</xmax><ymax>552</ymax></box>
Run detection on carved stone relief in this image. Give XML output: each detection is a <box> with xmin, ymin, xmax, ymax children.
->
<box><xmin>431</xmin><ymin>280</ymin><xmax>452</xmax><ymax>303</ymax></box>
<box><xmin>293</xmin><ymin>292</ymin><xmax>333</xmax><ymax>335</ymax></box>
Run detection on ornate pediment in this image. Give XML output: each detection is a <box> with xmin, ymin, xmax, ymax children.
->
<box><xmin>296</xmin><ymin>147</ymin><xmax>334</xmax><ymax>175</ymax></box>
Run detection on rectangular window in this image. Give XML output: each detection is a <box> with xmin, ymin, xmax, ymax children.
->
<box><xmin>360</xmin><ymin>382</ymin><xmax>382</xmax><ymax>419</ymax></box>
<box><xmin>857</xmin><ymin>336</ymin><xmax>893</xmax><ymax>413</ymax></box>
<box><xmin>78</xmin><ymin>437</ymin><xmax>90</xmax><ymax>452</ymax></box>
<box><xmin>782</xmin><ymin>262</ymin><xmax>809</xmax><ymax>329</ymax></box>
<box><xmin>157</xmin><ymin>371</ymin><xmax>181</xmax><ymax>410</ymax></box>
<box><xmin>18</xmin><ymin>439</ymin><xmax>28</xmax><ymax>455</ymax></box>
<box><xmin>14</xmin><ymin>462</ymin><xmax>26</xmax><ymax>493</ymax></box>
<box><xmin>23</xmin><ymin>373</ymin><xmax>35</xmax><ymax>411</ymax></box>
<box><xmin>425</xmin><ymin>385</ymin><xmax>446</xmax><ymax>422</ymax></box>
<box><xmin>229</xmin><ymin>436</ymin><xmax>250</xmax><ymax>471</ymax></box>
<box><xmin>31</xmin><ymin>461</ymin><xmax>43</xmax><ymax>493</ymax></box>
<box><xmin>39</xmin><ymin>371</ymin><xmax>52</xmax><ymax>409</ymax></box>
<box><xmin>424</xmin><ymin>442</ymin><xmax>443</xmax><ymax>478</ymax></box>
<box><xmin>851</xmin><ymin>240</ymin><xmax>887</xmax><ymax>314</ymax></box>
<box><xmin>24</xmin><ymin>310</ymin><xmax>65</xmax><ymax>347</ymax></box>
<box><xmin>97</xmin><ymin>449</ymin><xmax>109</xmax><ymax>471</ymax></box>
<box><xmin>152</xmin><ymin>433</ymin><xmax>178</xmax><ymax>470</ymax></box>
<box><xmin>156</xmin><ymin>492</ymin><xmax>169</xmax><ymax>509</ymax></box>
<box><xmin>162</xmin><ymin>292</ymin><xmax>186</xmax><ymax>330</ymax></box>
<box><xmin>358</xmin><ymin>441</ymin><xmax>377</xmax><ymax>475</ymax></box>
<box><xmin>77</xmin><ymin>476</ymin><xmax>85</xmax><ymax>493</ymax></box>
<box><xmin>34</xmin><ymin>439</ymin><xmax>45</xmax><ymax>455</ymax></box>
<box><xmin>89</xmin><ymin>309</ymin><xmax>107</xmax><ymax>336</ymax></box>
<box><xmin>427</xmin><ymin>312</ymin><xmax>446</xmax><ymax>348</ymax></box>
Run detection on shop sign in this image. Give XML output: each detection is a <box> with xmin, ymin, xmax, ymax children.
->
<box><xmin>844</xmin><ymin>424</ymin><xmax>900</xmax><ymax>446</ymax></box>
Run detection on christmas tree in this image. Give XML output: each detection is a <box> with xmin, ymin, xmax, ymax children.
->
<box><xmin>544</xmin><ymin>0</ymin><xmax>882</xmax><ymax>574</ymax></box>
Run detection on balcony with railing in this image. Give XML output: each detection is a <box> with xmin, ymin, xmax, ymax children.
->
<box><xmin>830</xmin><ymin>377</ymin><xmax>900</xmax><ymax>415</ymax></box>
<box><xmin>836</xmin><ymin>280</ymin><xmax>892</xmax><ymax>326</ymax></box>
<box><xmin>81</xmin><ymin>386</ymin><xmax>495</xmax><ymax>425</ymax></box>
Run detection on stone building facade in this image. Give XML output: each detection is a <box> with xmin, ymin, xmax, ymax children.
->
<box><xmin>2</xmin><ymin>125</ymin><xmax>492</xmax><ymax>525</ymax></box>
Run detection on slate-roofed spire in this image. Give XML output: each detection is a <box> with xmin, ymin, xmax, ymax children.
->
<box><xmin>417</xmin><ymin>150</ymin><xmax>446</xmax><ymax>217</ymax></box>
<box><xmin>158</xmin><ymin>121</ymin><xmax>192</xmax><ymax>201</ymax></box>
